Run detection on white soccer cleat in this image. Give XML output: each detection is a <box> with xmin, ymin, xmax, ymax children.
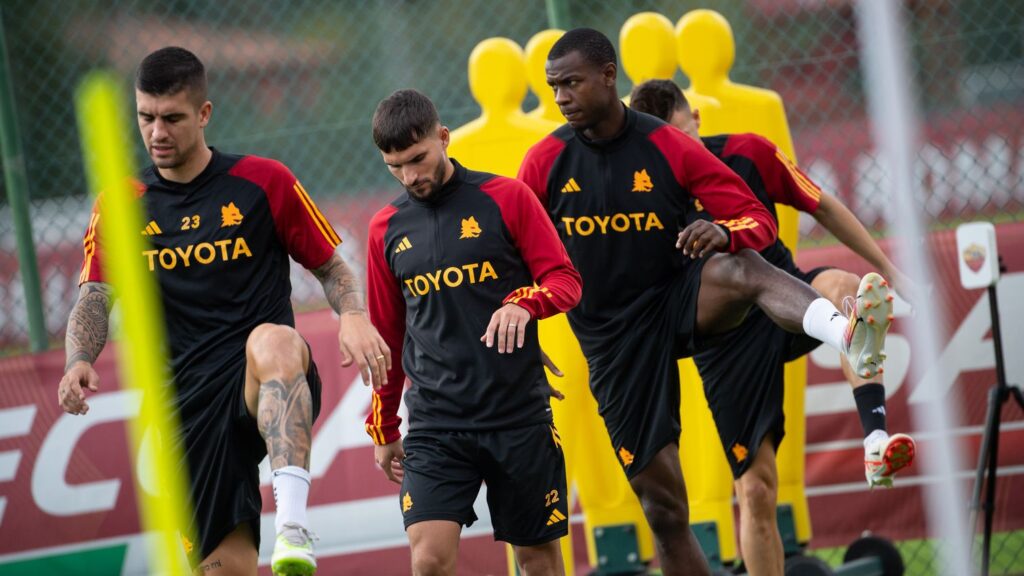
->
<box><xmin>271</xmin><ymin>522</ymin><xmax>318</xmax><ymax>576</ymax></box>
<box><xmin>865</xmin><ymin>433</ymin><xmax>916</xmax><ymax>488</ymax></box>
<box><xmin>842</xmin><ymin>272</ymin><xmax>895</xmax><ymax>380</ymax></box>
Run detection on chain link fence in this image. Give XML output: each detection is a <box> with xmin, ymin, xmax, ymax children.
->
<box><xmin>0</xmin><ymin>0</ymin><xmax>1021</xmax><ymax>572</ymax></box>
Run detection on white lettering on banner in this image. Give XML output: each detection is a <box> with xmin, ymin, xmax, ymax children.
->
<box><xmin>308</xmin><ymin>375</ymin><xmax>376</xmax><ymax>479</ymax></box>
<box><xmin>910</xmin><ymin>273</ymin><xmax>1024</xmax><ymax>404</ymax></box>
<box><xmin>0</xmin><ymin>406</ymin><xmax>37</xmax><ymax>527</ymax></box>
<box><xmin>31</xmin><ymin>391</ymin><xmax>140</xmax><ymax>516</ymax></box>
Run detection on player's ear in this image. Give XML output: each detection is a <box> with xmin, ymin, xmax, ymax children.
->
<box><xmin>199</xmin><ymin>101</ymin><xmax>212</xmax><ymax>128</ymax></box>
<box><xmin>438</xmin><ymin>125</ymin><xmax>450</xmax><ymax>150</ymax></box>
<box><xmin>602</xmin><ymin>61</ymin><xmax>617</xmax><ymax>87</ymax></box>
<box><xmin>692</xmin><ymin>108</ymin><xmax>701</xmax><ymax>131</ymax></box>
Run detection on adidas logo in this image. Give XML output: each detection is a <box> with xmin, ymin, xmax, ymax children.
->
<box><xmin>546</xmin><ymin>509</ymin><xmax>567</xmax><ymax>526</ymax></box>
<box><xmin>394</xmin><ymin>236</ymin><xmax>412</xmax><ymax>253</ymax></box>
<box><xmin>872</xmin><ymin>406</ymin><xmax>887</xmax><ymax>415</ymax></box>
<box><xmin>141</xmin><ymin>221</ymin><xmax>162</xmax><ymax>236</ymax></box>
<box><xmin>560</xmin><ymin>178</ymin><xmax>581</xmax><ymax>193</ymax></box>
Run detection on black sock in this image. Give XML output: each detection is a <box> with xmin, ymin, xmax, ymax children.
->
<box><xmin>853</xmin><ymin>383</ymin><xmax>887</xmax><ymax>437</ymax></box>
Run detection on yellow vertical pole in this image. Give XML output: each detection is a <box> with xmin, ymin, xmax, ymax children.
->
<box><xmin>75</xmin><ymin>71</ymin><xmax>192</xmax><ymax>575</ymax></box>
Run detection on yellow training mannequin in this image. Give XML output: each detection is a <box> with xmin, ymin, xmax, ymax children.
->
<box><xmin>676</xmin><ymin>8</ymin><xmax>812</xmax><ymax>548</ymax></box>
<box><xmin>620</xmin><ymin>12</ymin><xmax>720</xmax><ymax>114</ymax></box>
<box><xmin>525</xmin><ymin>29</ymin><xmax>565</xmax><ymax>124</ymax></box>
<box><xmin>446</xmin><ymin>37</ymin><xmax>576</xmax><ymax>576</ymax></box>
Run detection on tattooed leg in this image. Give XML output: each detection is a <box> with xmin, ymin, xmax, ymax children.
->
<box><xmin>256</xmin><ymin>373</ymin><xmax>313</xmax><ymax>469</ymax></box>
<box><xmin>243</xmin><ymin>323</ymin><xmax>313</xmax><ymax>468</ymax></box>
<box><xmin>244</xmin><ymin>324</ymin><xmax>315</xmax><ymax>538</ymax></box>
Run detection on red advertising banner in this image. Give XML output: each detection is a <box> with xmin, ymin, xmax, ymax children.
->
<box><xmin>1</xmin><ymin>223</ymin><xmax>1021</xmax><ymax>574</ymax></box>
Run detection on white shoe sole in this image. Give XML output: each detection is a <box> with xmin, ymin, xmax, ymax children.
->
<box><xmin>849</xmin><ymin>272</ymin><xmax>894</xmax><ymax>380</ymax></box>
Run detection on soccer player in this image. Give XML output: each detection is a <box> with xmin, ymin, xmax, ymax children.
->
<box><xmin>518</xmin><ymin>29</ymin><xmax>895</xmax><ymax>576</ymax></box>
<box><xmin>57</xmin><ymin>47</ymin><xmax>390</xmax><ymax>576</ymax></box>
<box><xmin>365</xmin><ymin>89</ymin><xmax>582</xmax><ymax>576</ymax></box>
<box><xmin>630</xmin><ymin>78</ymin><xmax>916</xmax><ymax>575</ymax></box>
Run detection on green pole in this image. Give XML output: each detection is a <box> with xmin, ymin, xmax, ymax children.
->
<box><xmin>545</xmin><ymin>0</ymin><xmax>571</xmax><ymax>29</ymax></box>
<box><xmin>0</xmin><ymin>11</ymin><xmax>46</xmax><ymax>352</ymax></box>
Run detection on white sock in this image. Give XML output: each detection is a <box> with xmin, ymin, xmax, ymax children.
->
<box><xmin>801</xmin><ymin>297</ymin><xmax>847</xmax><ymax>353</ymax></box>
<box><xmin>864</xmin><ymin>429</ymin><xmax>889</xmax><ymax>452</ymax></box>
<box><xmin>272</xmin><ymin>466</ymin><xmax>311</xmax><ymax>534</ymax></box>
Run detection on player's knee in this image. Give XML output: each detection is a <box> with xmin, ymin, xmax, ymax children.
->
<box><xmin>246</xmin><ymin>324</ymin><xmax>305</xmax><ymax>374</ymax></box>
<box><xmin>637</xmin><ymin>486</ymin><xmax>690</xmax><ymax>537</ymax></box>
<box><xmin>705</xmin><ymin>249</ymin><xmax>766</xmax><ymax>298</ymax></box>
<box><xmin>736</xmin><ymin>470</ymin><xmax>778</xmax><ymax>520</ymax></box>
<box><xmin>812</xmin><ymin>270</ymin><xmax>860</xmax><ymax>308</ymax></box>
<box><xmin>515</xmin><ymin>543</ymin><xmax>561</xmax><ymax>576</ymax></box>
<box><xmin>733</xmin><ymin>248</ymin><xmax>774</xmax><ymax>279</ymax></box>
<box><xmin>411</xmin><ymin>547</ymin><xmax>456</xmax><ymax>576</ymax></box>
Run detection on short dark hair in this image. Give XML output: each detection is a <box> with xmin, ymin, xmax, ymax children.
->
<box><xmin>372</xmin><ymin>89</ymin><xmax>440</xmax><ymax>153</ymax></box>
<box><xmin>548</xmin><ymin>27</ymin><xmax>617</xmax><ymax>69</ymax></box>
<box><xmin>629</xmin><ymin>79</ymin><xmax>689</xmax><ymax>122</ymax></box>
<box><xmin>135</xmin><ymin>47</ymin><xmax>207</xmax><ymax>105</ymax></box>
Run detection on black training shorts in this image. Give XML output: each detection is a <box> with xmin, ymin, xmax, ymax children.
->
<box><xmin>577</xmin><ymin>256</ymin><xmax>708</xmax><ymax>479</ymax></box>
<box><xmin>399</xmin><ymin>422</ymin><xmax>568</xmax><ymax>546</ymax></box>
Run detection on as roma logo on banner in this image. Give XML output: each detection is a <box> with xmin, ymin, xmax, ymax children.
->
<box><xmin>963</xmin><ymin>242</ymin><xmax>986</xmax><ymax>273</ymax></box>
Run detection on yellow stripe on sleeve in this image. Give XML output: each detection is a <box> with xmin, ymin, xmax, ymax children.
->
<box><xmin>79</xmin><ymin>212</ymin><xmax>100</xmax><ymax>284</ymax></box>
<box><xmin>295</xmin><ymin>181</ymin><xmax>341</xmax><ymax>244</ymax></box>
<box><xmin>775</xmin><ymin>151</ymin><xmax>822</xmax><ymax>202</ymax></box>
<box><xmin>293</xmin><ymin>182</ymin><xmax>342</xmax><ymax>246</ymax></box>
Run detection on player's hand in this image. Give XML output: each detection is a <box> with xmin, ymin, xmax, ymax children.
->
<box><xmin>339</xmin><ymin>311</ymin><xmax>391</xmax><ymax>390</ymax></box>
<box><xmin>58</xmin><ymin>361</ymin><xmax>99</xmax><ymax>415</ymax></box>
<box><xmin>540</xmin><ymin>348</ymin><xmax>563</xmax><ymax>377</ymax></box>
<box><xmin>374</xmin><ymin>440</ymin><xmax>405</xmax><ymax>484</ymax></box>
<box><xmin>540</xmin><ymin>348</ymin><xmax>565</xmax><ymax>400</ymax></box>
<box><xmin>676</xmin><ymin>221</ymin><xmax>729</xmax><ymax>259</ymax></box>
<box><xmin>481</xmin><ymin>303</ymin><xmax>531</xmax><ymax>354</ymax></box>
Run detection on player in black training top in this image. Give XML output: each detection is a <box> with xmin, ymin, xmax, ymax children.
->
<box><xmin>59</xmin><ymin>47</ymin><xmax>390</xmax><ymax>576</ymax></box>
<box><xmin>365</xmin><ymin>90</ymin><xmax>582</xmax><ymax>576</ymax></box>
<box><xmin>631</xmin><ymin>78</ymin><xmax>917</xmax><ymax>575</ymax></box>
<box><xmin>518</xmin><ymin>29</ymin><xmax>896</xmax><ymax>576</ymax></box>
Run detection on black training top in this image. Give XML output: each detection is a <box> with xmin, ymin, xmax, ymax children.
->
<box><xmin>518</xmin><ymin>107</ymin><xmax>777</xmax><ymax>355</ymax></box>
<box><xmin>364</xmin><ymin>160</ymin><xmax>581</xmax><ymax>445</ymax></box>
<box><xmin>79</xmin><ymin>149</ymin><xmax>340</xmax><ymax>418</ymax></box>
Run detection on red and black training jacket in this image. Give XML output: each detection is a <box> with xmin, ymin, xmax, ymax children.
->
<box><xmin>365</xmin><ymin>160</ymin><xmax>581</xmax><ymax>445</ymax></box>
<box><xmin>517</xmin><ymin>107</ymin><xmax>777</xmax><ymax>354</ymax></box>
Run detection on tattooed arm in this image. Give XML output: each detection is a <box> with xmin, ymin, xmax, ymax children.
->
<box><xmin>58</xmin><ymin>282</ymin><xmax>113</xmax><ymax>415</ymax></box>
<box><xmin>311</xmin><ymin>254</ymin><xmax>391</xmax><ymax>389</ymax></box>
